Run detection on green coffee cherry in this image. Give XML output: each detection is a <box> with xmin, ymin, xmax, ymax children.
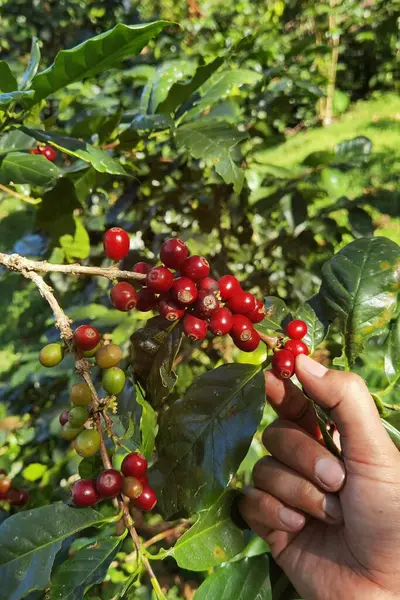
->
<box><xmin>68</xmin><ymin>406</ymin><xmax>89</xmax><ymax>428</ymax></box>
<box><xmin>83</xmin><ymin>343</ymin><xmax>101</xmax><ymax>358</ymax></box>
<box><xmin>70</xmin><ymin>383</ymin><xmax>92</xmax><ymax>406</ymax></box>
<box><xmin>102</xmin><ymin>367</ymin><xmax>126</xmax><ymax>395</ymax></box>
<box><xmin>39</xmin><ymin>343</ymin><xmax>64</xmax><ymax>368</ymax></box>
<box><xmin>95</xmin><ymin>344</ymin><xmax>123</xmax><ymax>369</ymax></box>
<box><xmin>61</xmin><ymin>422</ymin><xmax>83</xmax><ymax>441</ymax></box>
<box><xmin>74</xmin><ymin>429</ymin><xmax>101</xmax><ymax>457</ymax></box>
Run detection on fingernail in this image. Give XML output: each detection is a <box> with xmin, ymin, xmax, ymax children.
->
<box><xmin>280</xmin><ymin>507</ymin><xmax>305</xmax><ymax>531</ymax></box>
<box><xmin>297</xmin><ymin>354</ymin><xmax>328</xmax><ymax>377</ymax></box>
<box><xmin>323</xmin><ymin>495</ymin><xmax>343</xmax><ymax>523</ymax></box>
<box><xmin>315</xmin><ymin>458</ymin><xmax>345</xmax><ymax>489</ymax></box>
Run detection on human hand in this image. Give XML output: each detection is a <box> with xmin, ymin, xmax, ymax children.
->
<box><xmin>240</xmin><ymin>354</ymin><xmax>400</xmax><ymax>600</ymax></box>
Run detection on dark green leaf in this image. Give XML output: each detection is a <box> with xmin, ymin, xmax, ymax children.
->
<box><xmin>152</xmin><ymin>364</ymin><xmax>265</xmax><ymax>519</ymax></box>
<box><xmin>50</xmin><ymin>532</ymin><xmax>126</xmax><ymax>600</ymax></box>
<box><xmin>302</xmin><ymin>150</ymin><xmax>335</xmax><ymax>168</ymax></box>
<box><xmin>257</xmin><ymin>297</ymin><xmax>289</xmax><ymax>332</ymax></box>
<box><xmin>137</xmin><ymin>392</ymin><xmax>158</xmax><ymax>461</ymax></box>
<box><xmin>335</xmin><ymin>136</ymin><xmax>372</xmax><ymax>166</ymax></box>
<box><xmin>194</xmin><ymin>555</ymin><xmax>272</xmax><ymax>600</ymax></box>
<box><xmin>320</xmin><ymin>237</ymin><xmax>400</xmax><ymax>367</ymax></box>
<box><xmin>0</xmin><ymin>504</ymin><xmax>105</xmax><ymax>600</ymax></box>
<box><xmin>0</xmin><ymin>130</ymin><xmax>35</xmax><ymax>154</ymax></box>
<box><xmin>37</xmin><ymin>179</ymin><xmax>82</xmax><ymax>244</ymax></box>
<box><xmin>128</xmin><ymin>113</ymin><xmax>173</xmax><ymax>132</ymax></box>
<box><xmin>19</xmin><ymin>38</ymin><xmax>41</xmax><ymax>90</ymax></box>
<box><xmin>384</xmin><ymin>316</ymin><xmax>400</xmax><ymax>384</ymax></box>
<box><xmin>28</xmin><ymin>22</ymin><xmax>169</xmax><ymax>105</ymax></box>
<box><xmin>0</xmin><ymin>61</ymin><xmax>18</xmax><ymax>93</ymax></box>
<box><xmin>0</xmin><ymin>151</ymin><xmax>60</xmax><ymax>186</ymax></box>
<box><xmin>348</xmin><ymin>207</ymin><xmax>374</xmax><ymax>238</ymax></box>
<box><xmin>172</xmin><ymin>491</ymin><xmax>246</xmax><ymax>571</ymax></box>
<box><xmin>281</xmin><ymin>189</ymin><xmax>307</xmax><ymax>231</ymax></box>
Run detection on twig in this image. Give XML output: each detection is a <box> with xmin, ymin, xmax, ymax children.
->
<box><xmin>258</xmin><ymin>331</ymin><xmax>281</xmax><ymax>350</ymax></box>
<box><xmin>143</xmin><ymin>522</ymin><xmax>189</xmax><ymax>549</ymax></box>
<box><xmin>0</xmin><ymin>183</ymin><xmax>40</xmax><ymax>205</ymax></box>
<box><xmin>0</xmin><ymin>253</ymin><xmax>147</xmax><ymax>282</ymax></box>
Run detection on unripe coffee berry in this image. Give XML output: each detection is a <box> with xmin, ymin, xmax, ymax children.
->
<box><xmin>121</xmin><ymin>452</ymin><xmax>148</xmax><ymax>479</ymax></box>
<box><xmin>183</xmin><ymin>314</ymin><xmax>208</xmax><ymax>341</ymax></box>
<box><xmin>72</xmin><ymin>479</ymin><xmax>100</xmax><ymax>507</ymax></box>
<box><xmin>271</xmin><ymin>349</ymin><xmax>295</xmax><ymax>379</ymax></box>
<box><xmin>7</xmin><ymin>488</ymin><xmax>29</xmax><ymax>506</ymax></box>
<box><xmin>136</xmin><ymin>288</ymin><xmax>158</xmax><ymax>312</ymax></box>
<box><xmin>247</xmin><ymin>299</ymin><xmax>266</xmax><ymax>324</ymax></box>
<box><xmin>74</xmin><ymin>429</ymin><xmax>101</xmax><ymax>457</ymax></box>
<box><xmin>284</xmin><ymin>339</ymin><xmax>309</xmax><ymax>357</ymax></box>
<box><xmin>231</xmin><ymin>315</ymin><xmax>254</xmax><ymax>342</ymax></box>
<box><xmin>39</xmin><ymin>343</ymin><xmax>64</xmax><ymax>368</ymax></box>
<box><xmin>195</xmin><ymin>290</ymin><xmax>220</xmax><ymax>317</ymax></box>
<box><xmin>218</xmin><ymin>275</ymin><xmax>241</xmax><ymax>301</ymax></box>
<box><xmin>0</xmin><ymin>476</ymin><xmax>12</xmax><ymax>496</ymax></box>
<box><xmin>74</xmin><ymin>325</ymin><xmax>101</xmax><ymax>352</ymax></box>
<box><xmin>232</xmin><ymin>329</ymin><xmax>260</xmax><ymax>352</ymax></box>
<box><xmin>68</xmin><ymin>406</ymin><xmax>89</xmax><ymax>428</ymax></box>
<box><xmin>83</xmin><ymin>343</ymin><xmax>101</xmax><ymax>358</ymax></box>
<box><xmin>59</xmin><ymin>410</ymin><xmax>69</xmax><ymax>426</ymax></box>
<box><xmin>160</xmin><ymin>238</ymin><xmax>189</xmax><ymax>269</ymax></box>
<box><xmin>146</xmin><ymin>266</ymin><xmax>174</xmax><ymax>294</ymax></box>
<box><xmin>180</xmin><ymin>255</ymin><xmax>210</xmax><ymax>282</ymax></box>
<box><xmin>227</xmin><ymin>292</ymin><xmax>257</xmax><ymax>315</ymax></box>
<box><xmin>95</xmin><ymin>344</ymin><xmax>123</xmax><ymax>369</ymax></box>
<box><xmin>70</xmin><ymin>383</ymin><xmax>92</xmax><ymax>406</ymax></box>
<box><xmin>110</xmin><ymin>282</ymin><xmax>137</xmax><ymax>312</ymax></box>
<box><xmin>171</xmin><ymin>277</ymin><xmax>198</xmax><ymax>305</ymax></box>
<box><xmin>96</xmin><ymin>469</ymin><xmax>124</xmax><ymax>498</ymax></box>
<box><xmin>122</xmin><ymin>476</ymin><xmax>143</xmax><ymax>500</ymax></box>
<box><xmin>104</xmin><ymin>227</ymin><xmax>130</xmax><ymax>261</ymax></box>
<box><xmin>133</xmin><ymin>485</ymin><xmax>158</xmax><ymax>511</ymax></box>
<box><xmin>158</xmin><ymin>295</ymin><xmax>185</xmax><ymax>322</ymax></box>
<box><xmin>102</xmin><ymin>367</ymin><xmax>126</xmax><ymax>395</ymax></box>
<box><xmin>61</xmin><ymin>422</ymin><xmax>83</xmax><ymax>441</ymax></box>
<box><xmin>209</xmin><ymin>308</ymin><xmax>233</xmax><ymax>336</ymax></box>
<box><xmin>197</xmin><ymin>277</ymin><xmax>219</xmax><ymax>294</ymax></box>
<box><xmin>42</xmin><ymin>146</ymin><xmax>57</xmax><ymax>162</ymax></box>
<box><xmin>285</xmin><ymin>319</ymin><xmax>308</xmax><ymax>340</ymax></box>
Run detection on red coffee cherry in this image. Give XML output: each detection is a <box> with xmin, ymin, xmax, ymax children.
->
<box><xmin>59</xmin><ymin>410</ymin><xmax>69</xmax><ymax>426</ymax></box>
<box><xmin>0</xmin><ymin>476</ymin><xmax>12</xmax><ymax>496</ymax></box>
<box><xmin>197</xmin><ymin>277</ymin><xmax>219</xmax><ymax>294</ymax></box>
<box><xmin>42</xmin><ymin>146</ymin><xmax>57</xmax><ymax>162</ymax></box>
<box><xmin>160</xmin><ymin>238</ymin><xmax>189</xmax><ymax>269</ymax></box>
<box><xmin>121</xmin><ymin>452</ymin><xmax>148</xmax><ymax>479</ymax></box>
<box><xmin>195</xmin><ymin>290</ymin><xmax>220</xmax><ymax>318</ymax></box>
<box><xmin>180</xmin><ymin>255</ymin><xmax>210</xmax><ymax>282</ymax></box>
<box><xmin>159</xmin><ymin>295</ymin><xmax>185</xmax><ymax>322</ymax></box>
<box><xmin>230</xmin><ymin>315</ymin><xmax>254</xmax><ymax>342</ymax></box>
<box><xmin>209</xmin><ymin>307</ymin><xmax>233</xmax><ymax>336</ymax></box>
<box><xmin>72</xmin><ymin>479</ymin><xmax>100</xmax><ymax>507</ymax></box>
<box><xmin>247</xmin><ymin>299</ymin><xmax>266</xmax><ymax>324</ymax></box>
<box><xmin>170</xmin><ymin>277</ymin><xmax>198</xmax><ymax>305</ymax></box>
<box><xmin>122</xmin><ymin>476</ymin><xmax>143</xmax><ymax>500</ymax></box>
<box><xmin>136</xmin><ymin>288</ymin><xmax>158</xmax><ymax>312</ymax></box>
<box><xmin>285</xmin><ymin>319</ymin><xmax>308</xmax><ymax>340</ymax></box>
<box><xmin>133</xmin><ymin>262</ymin><xmax>152</xmax><ymax>277</ymax></box>
<box><xmin>104</xmin><ymin>227</ymin><xmax>130</xmax><ymax>261</ymax></box>
<box><xmin>110</xmin><ymin>282</ymin><xmax>138</xmax><ymax>312</ymax></box>
<box><xmin>218</xmin><ymin>275</ymin><xmax>241</xmax><ymax>301</ymax></box>
<box><xmin>227</xmin><ymin>292</ymin><xmax>257</xmax><ymax>315</ymax></box>
<box><xmin>284</xmin><ymin>339</ymin><xmax>309</xmax><ymax>357</ymax></box>
<box><xmin>183</xmin><ymin>314</ymin><xmax>208</xmax><ymax>341</ymax></box>
<box><xmin>133</xmin><ymin>485</ymin><xmax>158</xmax><ymax>511</ymax></box>
<box><xmin>7</xmin><ymin>488</ymin><xmax>29</xmax><ymax>506</ymax></box>
<box><xmin>29</xmin><ymin>148</ymin><xmax>40</xmax><ymax>155</ymax></box>
<box><xmin>96</xmin><ymin>469</ymin><xmax>124</xmax><ymax>498</ymax></box>
<box><xmin>271</xmin><ymin>349</ymin><xmax>295</xmax><ymax>379</ymax></box>
<box><xmin>232</xmin><ymin>329</ymin><xmax>260</xmax><ymax>352</ymax></box>
<box><xmin>146</xmin><ymin>266</ymin><xmax>174</xmax><ymax>294</ymax></box>
<box><xmin>74</xmin><ymin>325</ymin><xmax>101</xmax><ymax>351</ymax></box>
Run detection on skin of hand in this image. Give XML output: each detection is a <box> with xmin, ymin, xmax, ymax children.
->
<box><xmin>239</xmin><ymin>354</ymin><xmax>400</xmax><ymax>600</ymax></box>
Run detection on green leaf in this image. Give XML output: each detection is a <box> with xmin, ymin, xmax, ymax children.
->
<box><xmin>0</xmin><ymin>130</ymin><xmax>35</xmax><ymax>154</ymax></box>
<box><xmin>130</xmin><ymin>317</ymin><xmax>182</xmax><ymax>407</ymax></box>
<box><xmin>194</xmin><ymin>555</ymin><xmax>272</xmax><ymax>600</ymax></box>
<box><xmin>152</xmin><ymin>364</ymin><xmax>265</xmax><ymax>519</ymax></box>
<box><xmin>320</xmin><ymin>237</ymin><xmax>400</xmax><ymax>367</ymax></box>
<box><xmin>29</xmin><ymin>22</ymin><xmax>169</xmax><ymax>105</ymax></box>
<box><xmin>60</xmin><ymin>217</ymin><xmax>90</xmax><ymax>262</ymax></box>
<box><xmin>320</xmin><ymin>168</ymin><xmax>349</xmax><ymax>201</ymax></box>
<box><xmin>0</xmin><ymin>90</ymin><xmax>35</xmax><ymax>107</ymax></box>
<box><xmin>0</xmin><ymin>504</ymin><xmax>105</xmax><ymax>600</ymax></box>
<box><xmin>382</xmin><ymin>419</ymin><xmax>400</xmax><ymax>451</ymax></box>
<box><xmin>295</xmin><ymin>302</ymin><xmax>327</xmax><ymax>354</ymax></box>
<box><xmin>37</xmin><ymin>178</ymin><xmax>82</xmax><ymax>244</ymax></box>
<box><xmin>0</xmin><ymin>151</ymin><xmax>60</xmax><ymax>186</ymax></box>
<box><xmin>157</xmin><ymin>56</ymin><xmax>224</xmax><ymax>115</ymax></box>
<box><xmin>22</xmin><ymin>463</ymin><xmax>47</xmax><ymax>482</ymax></box>
<box><xmin>148</xmin><ymin>60</ymin><xmax>196</xmax><ymax>114</ymax></box>
<box><xmin>19</xmin><ymin>38</ymin><xmax>41</xmax><ymax>90</ymax></box>
<box><xmin>49</xmin><ymin>532</ymin><xmax>126</xmax><ymax>600</ymax></box>
<box><xmin>384</xmin><ymin>316</ymin><xmax>400</xmax><ymax>384</ymax></box>
<box><xmin>175</xmin><ymin>120</ymin><xmax>248</xmax><ymax>193</ymax></box>
<box><xmin>348</xmin><ymin>206</ymin><xmax>374</xmax><ymax>238</ymax></box>
<box><xmin>172</xmin><ymin>491</ymin><xmax>246</xmax><ymax>571</ymax></box>
<box><xmin>0</xmin><ymin>61</ymin><xmax>18</xmax><ymax>93</ymax></box>
<box><xmin>137</xmin><ymin>392</ymin><xmax>158</xmax><ymax>461</ymax></box>
<box><xmin>335</xmin><ymin>136</ymin><xmax>372</xmax><ymax>166</ymax></box>
<box><xmin>257</xmin><ymin>297</ymin><xmax>289</xmax><ymax>332</ymax></box>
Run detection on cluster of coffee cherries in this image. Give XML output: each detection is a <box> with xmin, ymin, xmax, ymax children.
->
<box><xmin>104</xmin><ymin>229</ymin><xmax>266</xmax><ymax>352</ymax></box>
<box><xmin>0</xmin><ymin>469</ymin><xmax>29</xmax><ymax>507</ymax></box>
<box><xmin>29</xmin><ymin>145</ymin><xmax>57</xmax><ymax>162</ymax></box>
<box><xmin>72</xmin><ymin>451</ymin><xmax>157</xmax><ymax>511</ymax></box>
<box><xmin>271</xmin><ymin>319</ymin><xmax>309</xmax><ymax>379</ymax></box>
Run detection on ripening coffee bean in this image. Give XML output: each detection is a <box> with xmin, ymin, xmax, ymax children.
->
<box><xmin>195</xmin><ymin>290</ymin><xmax>220</xmax><ymax>317</ymax></box>
<box><xmin>158</xmin><ymin>295</ymin><xmax>185</xmax><ymax>322</ymax></box>
<box><xmin>232</xmin><ymin>329</ymin><xmax>260</xmax><ymax>352</ymax></box>
<box><xmin>103</xmin><ymin>228</ymin><xmax>130</xmax><ymax>261</ymax></box>
<box><xmin>197</xmin><ymin>277</ymin><xmax>219</xmax><ymax>294</ymax></box>
<box><xmin>39</xmin><ymin>343</ymin><xmax>64</xmax><ymax>367</ymax></box>
<box><xmin>247</xmin><ymin>299</ymin><xmax>266</xmax><ymax>324</ymax></box>
<box><xmin>0</xmin><ymin>476</ymin><xmax>12</xmax><ymax>496</ymax></box>
<box><xmin>110</xmin><ymin>282</ymin><xmax>138</xmax><ymax>312</ymax></box>
<box><xmin>59</xmin><ymin>410</ymin><xmax>69</xmax><ymax>426</ymax></box>
<box><xmin>227</xmin><ymin>292</ymin><xmax>257</xmax><ymax>315</ymax></box>
<box><xmin>74</xmin><ymin>325</ymin><xmax>101</xmax><ymax>352</ymax></box>
<box><xmin>72</xmin><ymin>479</ymin><xmax>100</xmax><ymax>507</ymax></box>
<box><xmin>146</xmin><ymin>266</ymin><xmax>174</xmax><ymax>294</ymax></box>
<box><xmin>284</xmin><ymin>339</ymin><xmax>309</xmax><ymax>357</ymax></box>
<box><xmin>96</xmin><ymin>469</ymin><xmax>124</xmax><ymax>498</ymax></box>
<box><xmin>180</xmin><ymin>255</ymin><xmax>210</xmax><ymax>282</ymax></box>
<box><xmin>122</xmin><ymin>476</ymin><xmax>143</xmax><ymax>500</ymax></box>
<box><xmin>170</xmin><ymin>277</ymin><xmax>198</xmax><ymax>305</ymax></box>
<box><xmin>132</xmin><ymin>262</ymin><xmax>152</xmax><ymax>279</ymax></box>
<box><xmin>271</xmin><ymin>349</ymin><xmax>295</xmax><ymax>379</ymax></box>
<box><xmin>136</xmin><ymin>288</ymin><xmax>158</xmax><ymax>312</ymax></box>
<box><xmin>70</xmin><ymin>383</ymin><xmax>92</xmax><ymax>406</ymax></box>
<box><xmin>95</xmin><ymin>344</ymin><xmax>123</xmax><ymax>369</ymax></box>
<box><xmin>102</xmin><ymin>367</ymin><xmax>126</xmax><ymax>395</ymax></box>
<box><xmin>230</xmin><ymin>315</ymin><xmax>254</xmax><ymax>342</ymax></box>
<box><xmin>74</xmin><ymin>429</ymin><xmax>101</xmax><ymax>457</ymax></box>
<box><xmin>218</xmin><ymin>275</ymin><xmax>241</xmax><ymax>301</ymax></box>
<box><xmin>61</xmin><ymin>422</ymin><xmax>83</xmax><ymax>441</ymax></box>
<box><xmin>285</xmin><ymin>320</ymin><xmax>308</xmax><ymax>340</ymax></box>
<box><xmin>121</xmin><ymin>452</ymin><xmax>148</xmax><ymax>479</ymax></box>
<box><xmin>183</xmin><ymin>314</ymin><xmax>208</xmax><ymax>341</ymax></box>
<box><xmin>133</xmin><ymin>485</ymin><xmax>158</xmax><ymax>511</ymax></box>
<box><xmin>42</xmin><ymin>146</ymin><xmax>57</xmax><ymax>162</ymax></box>
<box><xmin>160</xmin><ymin>238</ymin><xmax>189</xmax><ymax>269</ymax></box>
<box><xmin>68</xmin><ymin>406</ymin><xmax>89</xmax><ymax>428</ymax></box>
<box><xmin>7</xmin><ymin>488</ymin><xmax>29</xmax><ymax>506</ymax></box>
<box><xmin>83</xmin><ymin>343</ymin><xmax>101</xmax><ymax>358</ymax></box>
<box><xmin>209</xmin><ymin>307</ymin><xmax>233</xmax><ymax>336</ymax></box>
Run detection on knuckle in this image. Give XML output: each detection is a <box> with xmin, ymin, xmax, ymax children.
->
<box><xmin>333</xmin><ymin>371</ymin><xmax>367</xmax><ymax>399</ymax></box>
<box><xmin>252</xmin><ymin>456</ymin><xmax>271</xmax><ymax>484</ymax></box>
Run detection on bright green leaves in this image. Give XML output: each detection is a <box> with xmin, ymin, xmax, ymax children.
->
<box><xmin>320</xmin><ymin>237</ymin><xmax>400</xmax><ymax>367</ymax></box>
<box><xmin>19</xmin><ymin>38</ymin><xmax>41</xmax><ymax>91</ymax></box>
<box><xmin>152</xmin><ymin>364</ymin><xmax>265</xmax><ymax>519</ymax></box>
<box><xmin>175</xmin><ymin>120</ymin><xmax>248</xmax><ymax>193</ymax></box>
<box><xmin>172</xmin><ymin>491</ymin><xmax>246</xmax><ymax>571</ymax></box>
<box><xmin>0</xmin><ymin>61</ymin><xmax>18</xmax><ymax>93</ymax></box>
<box><xmin>0</xmin><ymin>504</ymin><xmax>105</xmax><ymax>600</ymax></box>
<box><xmin>194</xmin><ymin>555</ymin><xmax>272</xmax><ymax>600</ymax></box>
<box><xmin>28</xmin><ymin>22</ymin><xmax>169</xmax><ymax>105</ymax></box>
<box><xmin>295</xmin><ymin>301</ymin><xmax>327</xmax><ymax>354</ymax></box>
<box><xmin>0</xmin><ymin>151</ymin><xmax>60</xmax><ymax>186</ymax></box>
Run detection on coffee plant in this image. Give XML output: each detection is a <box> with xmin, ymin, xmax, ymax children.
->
<box><xmin>0</xmin><ymin>15</ymin><xmax>399</xmax><ymax>600</ymax></box>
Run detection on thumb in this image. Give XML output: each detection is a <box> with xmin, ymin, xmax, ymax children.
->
<box><xmin>296</xmin><ymin>354</ymin><xmax>398</xmax><ymax>465</ymax></box>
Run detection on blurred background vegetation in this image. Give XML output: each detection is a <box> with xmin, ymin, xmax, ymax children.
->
<box><xmin>0</xmin><ymin>0</ymin><xmax>399</xmax><ymax>597</ymax></box>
